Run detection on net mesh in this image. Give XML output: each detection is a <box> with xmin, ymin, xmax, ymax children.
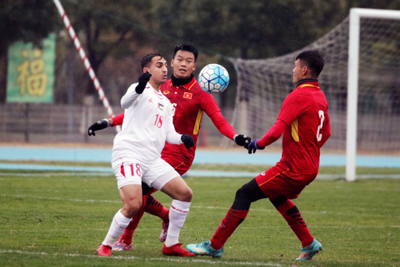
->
<box><xmin>229</xmin><ymin>16</ymin><xmax>400</xmax><ymax>152</ymax></box>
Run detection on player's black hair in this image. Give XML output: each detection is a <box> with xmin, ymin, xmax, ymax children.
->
<box><xmin>173</xmin><ymin>43</ymin><xmax>198</xmax><ymax>62</ymax></box>
<box><xmin>296</xmin><ymin>50</ymin><xmax>325</xmax><ymax>78</ymax></box>
<box><xmin>140</xmin><ymin>53</ymin><xmax>163</xmax><ymax>69</ymax></box>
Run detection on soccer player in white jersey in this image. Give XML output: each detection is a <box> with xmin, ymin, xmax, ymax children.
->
<box><xmin>96</xmin><ymin>53</ymin><xmax>196</xmax><ymax>257</ymax></box>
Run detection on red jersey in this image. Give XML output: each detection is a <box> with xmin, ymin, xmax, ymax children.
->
<box><xmin>112</xmin><ymin>77</ymin><xmax>236</xmax><ymax>170</ymax></box>
<box><xmin>259</xmin><ymin>81</ymin><xmax>331</xmax><ymax>174</ymax></box>
<box><xmin>160</xmin><ymin>77</ymin><xmax>234</xmax><ymax>165</ymax></box>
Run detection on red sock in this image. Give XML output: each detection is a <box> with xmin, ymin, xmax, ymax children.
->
<box><xmin>276</xmin><ymin>199</ymin><xmax>313</xmax><ymax>247</ymax></box>
<box><xmin>210</xmin><ymin>207</ymin><xmax>249</xmax><ymax>250</ymax></box>
<box><xmin>119</xmin><ymin>196</ymin><xmax>147</xmax><ymax>244</ymax></box>
<box><xmin>144</xmin><ymin>195</ymin><xmax>169</xmax><ymax>223</ymax></box>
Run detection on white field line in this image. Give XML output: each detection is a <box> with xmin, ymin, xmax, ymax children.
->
<box><xmin>1</xmin><ymin>171</ymin><xmax>400</xmax><ymax>179</ymax></box>
<box><xmin>0</xmin><ymin>194</ymin><xmax>122</xmax><ymax>203</ymax></box>
<box><xmin>0</xmin><ymin>249</ymin><xmax>289</xmax><ymax>267</ymax></box>
<box><xmin>1</xmin><ymin>224</ymin><xmax>399</xmax><ymax>233</ymax></box>
<box><xmin>0</xmin><ymin>194</ymin><xmax>399</xmax><ymax>219</ymax></box>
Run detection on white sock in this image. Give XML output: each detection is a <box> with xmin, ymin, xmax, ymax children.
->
<box><xmin>101</xmin><ymin>209</ymin><xmax>131</xmax><ymax>247</ymax></box>
<box><xmin>165</xmin><ymin>200</ymin><xmax>191</xmax><ymax>247</ymax></box>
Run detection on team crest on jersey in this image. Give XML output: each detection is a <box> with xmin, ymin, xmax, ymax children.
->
<box><xmin>158</xmin><ymin>103</ymin><xmax>164</xmax><ymax>111</ymax></box>
<box><xmin>163</xmin><ymin>90</ymin><xmax>170</xmax><ymax>95</ymax></box>
<box><xmin>183</xmin><ymin>92</ymin><xmax>192</xmax><ymax>99</ymax></box>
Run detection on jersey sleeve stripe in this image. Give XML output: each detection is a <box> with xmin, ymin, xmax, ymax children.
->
<box><xmin>193</xmin><ymin>110</ymin><xmax>204</xmax><ymax>135</ymax></box>
<box><xmin>291</xmin><ymin>118</ymin><xmax>300</xmax><ymax>142</ymax></box>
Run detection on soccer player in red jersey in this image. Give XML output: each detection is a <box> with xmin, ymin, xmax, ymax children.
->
<box><xmin>88</xmin><ymin>43</ymin><xmax>251</xmax><ymax>254</ymax></box>
<box><xmin>187</xmin><ymin>50</ymin><xmax>331</xmax><ymax>261</ymax></box>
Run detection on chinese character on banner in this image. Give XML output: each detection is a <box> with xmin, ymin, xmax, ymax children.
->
<box><xmin>16</xmin><ymin>49</ymin><xmax>48</xmax><ymax>97</ymax></box>
<box><xmin>7</xmin><ymin>34</ymin><xmax>55</xmax><ymax>103</ymax></box>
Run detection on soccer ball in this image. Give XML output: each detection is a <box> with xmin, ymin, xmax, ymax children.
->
<box><xmin>198</xmin><ymin>64</ymin><xmax>230</xmax><ymax>94</ymax></box>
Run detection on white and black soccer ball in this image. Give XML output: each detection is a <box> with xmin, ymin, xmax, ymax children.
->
<box><xmin>198</xmin><ymin>64</ymin><xmax>229</xmax><ymax>94</ymax></box>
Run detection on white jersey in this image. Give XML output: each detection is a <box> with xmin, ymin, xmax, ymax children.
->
<box><xmin>112</xmin><ymin>83</ymin><xmax>182</xmax><ymax>162</ymax></box>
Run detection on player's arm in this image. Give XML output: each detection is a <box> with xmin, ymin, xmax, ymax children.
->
<box><xmin>248</xmin><ymin>94</ymin><xmax>301</xmax><ymax>154</ymax></box>
<box><xmin>203</xmin><ymin>93</ymin><xmax>251</xmax><ymax>146</ymax></box>
<box><xmin>88</xmin><ymin>72</ymin><xmax>148</xmax><ymax>136</ymax></box>
<box><xmin>165</xmin><ymin>105</ymin><xmax>194</xmax><ymax>149</ymax></box>
<box><xmin>121</xmin><ymin>72</ymin><xmax>151</xmax><ymax>109</ymax></box>
<box><xmin>209</xmin><ymin>111</ymin><xmax>235</xmax><ymax>139</ymax></box>
<box><xmin>257</xmin><ymin>119</ymin><xmax>287</xmax><ymax>147</ymax></box>
<box><xmin>87</xmin><ymin>112</ymin><xmax>124</xmax><ymax>136</ymax></box>
<box><xmin>247</xmin><ymin>119</ymin><xmax>287</xmax><ymax>154</ymax></box>
<box><xmin>111</xmin><ymin>113</ymin><xmax>124</xmax><ymax>127</ymax></box>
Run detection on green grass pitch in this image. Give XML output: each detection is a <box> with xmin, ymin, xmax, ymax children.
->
<box><xmin>0</xmin><ymin>168</ymin><xmax>399</xmax><ymax>266</ymax></box>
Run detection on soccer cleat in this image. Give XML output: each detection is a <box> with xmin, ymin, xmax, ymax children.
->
<box><xmin>112</xmin><ymin>238</ymin><xmax>133</xmax><ymax>251</ymax></box>
<box><xmin>186</xmin><ymin>241</ymin><xmax>224</xmax><ymax>258</ymax></box>
<box><xmin>96</xmin><ymin>244</ymin><xmax>112</xmax><ymax>257</ymax></box>
<box><xmin>159</xmin><ymin>222</ymin><xmax>169</xmax><ymax>242</ymax></box>
<box><xmin>162</xmin><ymin>243</ymin><xmax>196</xmax><ymax>257</ymax></box>
<box><xmin>296</xmin><ymin>239</ymin><xmax>322</xmax><ymax>260</ymax></box>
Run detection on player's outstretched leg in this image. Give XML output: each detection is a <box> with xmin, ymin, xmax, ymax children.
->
<box><xmin>187</xmin><ymin>206</ymin><xmax>249</xmax><ymax>258</ymax></box>
<box><xmin>161</xmin><ymin>199</ymin><xmax>195</xmax><ymax>257</ymax></box>
<box><xmin>187</xmin><ymin>241</ymin><xmax>223</xmax><ymax>258</ymax></box>
<box><xmin>188</xmin><ymin>179</ymin><xmax>266</xmax><ymax>258</ymax></box>
<box><xmin>112</xmin><ymin>189</ymin><xmax>170</xmax><ymax>250</ymax></box>
<box><xmin>143</xmin><ymin>195</ymin><xmax>170</xmax><ymax>242</ymax></box>
<box><xmin>159</xmin><ymin>221</ymin><xmax>169</xmax><ymax>242</ymax></box>
<box><xmin>186</xmin><ymin>207</ymin><xmax>247</xmax><ymax>258</ymax></box>
<box><xmin>162</xmin><ymin>242</ymin><xmax>196</xmax><ymax>257</ymax></box>
<box><xmin>97</xmin><ymin>208</ymin><xmax>133</xmax><ymax>257</ymax></box>
<box><xmin>96</xmin><ymin>244</ymin><xmax>112</xmax><ymax>257</ymax></box>
<box><xmin>159</xmin><ymin>176</ymin><xmax>195</xmax><ymax>257</ymax></box>
<box><xmin>112</xmin><ymin>237</ymin><xmax>133</xmax><ymax>251</ymax></box>
<box><xmin>271</xmin><ymin>196</ymin><xmax>320</xmax><ymax>260</ymax></box>
<box><xmin>111</xmin><ymin>211</ymin><xmax>142</xmax><ymax>251</ymax></box>
<box><xmin>112</xmin><ymin>195</ymin><xmax>147</xmax><ymax>251</ymax></box>
<box><xmin>296</xmin><ymin>239</ymin><xmax>322</xmax><ymax>260</ymax></box>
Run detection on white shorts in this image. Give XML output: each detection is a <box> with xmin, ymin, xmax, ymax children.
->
<box><xmin>111</xmin><ymin>156</ymin><xmax>180</xmax><ymax>190</ymax></box>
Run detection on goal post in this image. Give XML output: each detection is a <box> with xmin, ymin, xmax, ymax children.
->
<box><xmin>229</xmin><ymin>8</ymin><xmax>400</xmax><ymax>181</ymax></box>
<box><xmin>347</xmin><ymin>8</ymin><xmax>400</xmax><ymax>181</ymax></box>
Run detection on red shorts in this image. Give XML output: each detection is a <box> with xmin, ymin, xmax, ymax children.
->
<box><xmin>162</xmin><ymin>154</ymin><xmax>192</xmax><ymax>176</ymax></box>
<box><xmin>255</xmin><ymin>162</ymin><xmax>317</xmax><ymax>200</ymax></box>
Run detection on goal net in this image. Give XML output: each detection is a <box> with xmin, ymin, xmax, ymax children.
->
<box><xmin>229</xmin><ymin>9</ymin><xmax>400</xmax><ymax>177</ymax></box>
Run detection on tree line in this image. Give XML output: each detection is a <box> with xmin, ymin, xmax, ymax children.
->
<box><xmin>1</xmin><ymin>0</ymin><xmax>399</xmax><ymax>106</ymax></box>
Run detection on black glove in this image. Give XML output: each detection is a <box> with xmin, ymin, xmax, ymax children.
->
<box><xmin>88</xmin><ymin>119</ymin><xmax>109</xmax><ymax>136</ymax></box>
<box><xmin>135</xmin><ymin>72</ymin><xmax>152</xmax><ymax>94</ymax></box>
<box><xmin>233</xmin><ymin>134</ymin><xmax>251</xmax><ymax>147</ymax></box>
<box><xmin>181</xmin><ymin>134</ymin><xmax>195</xmax><ymax>149</ymax></box>
<box><xmin>247</xmin><ymin>139</ymin><xmax>265</xmax><ymax>154</ymax></box>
